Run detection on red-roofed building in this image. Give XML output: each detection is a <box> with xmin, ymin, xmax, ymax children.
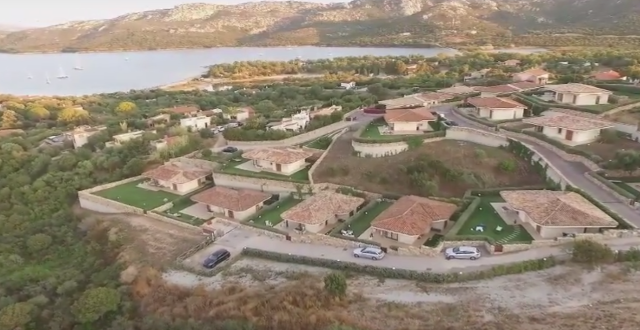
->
<box><xmin>592</xmin><ymin>70</ymin><xmax>623</xmax><ymax>81</ymax></box>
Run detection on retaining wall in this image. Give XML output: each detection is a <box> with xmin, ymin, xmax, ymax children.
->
<box><xmin>351</xmin><ymin>137</ymin><xmax>445</xmax><ymax>157</ymax></box>
<box><xmin>446</xmin><ymin>127</ymin><xmax>508</xmax><ymax>147</ymax></box>
<box><xmin>225</xmin><ymin>121</ymin><xmax>354</xmax><ymax>147</ymax></box>
<box><xmin>211</xmin><ymin>173</ymin><xmax>301</xmax><ymax>193</ymax></box>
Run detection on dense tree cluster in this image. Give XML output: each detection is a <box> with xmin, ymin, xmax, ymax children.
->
<box><xmin>206</xmin><ymin>50</ymin><xmax>640</xmax><ymax>81</ymax></box>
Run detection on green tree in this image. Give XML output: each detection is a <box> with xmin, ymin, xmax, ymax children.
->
<box><xmin>58</xmin><ymin>107</ymin><xmax>90</xmax><ymax>124</ymax></box>
<box><xmin>1</xmin><ymin>109</ymin><xmax>18</xmax><ymax>128</ymax></box>
<box><xmin>0</xmin><ymin>302</ymin><xmax>34</xmax><ymax>329</ymax></box>
<box><xmin>26</xmin><ymin>233</ymin><xmax>53</xmax><ymax>252</ymax></box>
<box><xmin>72</xmin><ymin>287</ymin><xmax>121</xmax><ymax>323</ymax></box>
<box><xmin>323</xmin><ymin>272</ymin><xmax>347</xmax><ymax>297</ymax></box>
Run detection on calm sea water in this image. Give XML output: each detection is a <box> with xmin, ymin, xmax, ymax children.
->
<box><xmin>0</xmin><ymin>46</ymin><xmax>545</xmax><ymax>96</ymax></box>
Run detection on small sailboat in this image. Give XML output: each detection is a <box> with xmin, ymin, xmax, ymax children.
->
<box><xmin>45</xmin><ymin>73</ymin><xmax>51</xmax><ymax>84</ymax></box>
<box><xmin>124</xmin><ymin>56</ymin><xmax>129</xmax><ymax>61</ymax></box>
<box><xmin>74</xmin><ymin>55</ymin><xmax>83</xmax><ymax>70</ymax></box>
<box><xmin>27</xmin><ymin>73</ymin><xmax>33</xmax><ymax>79</ymax></box>
<box><xmin>57</xmin><ymin>66</ymin><xmax>68</xmax><ymax>79</ymax></box>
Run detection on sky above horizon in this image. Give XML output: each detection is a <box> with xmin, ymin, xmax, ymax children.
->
<box><xmin>0</xmin><ymin>0</ymin><xmax>342</xmax><ymax>27</ymax></box>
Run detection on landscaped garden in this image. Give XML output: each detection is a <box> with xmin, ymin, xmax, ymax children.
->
<box><xmin>160</xmin><ymin>197</ymin><xmax>208</xmax><ymax>226</ymax></box>
<box><xmin>219</xmin><ymin>158</ymin><xmax>311</xmax><ymax>182</ymax></box>
<box><xmin>345</xmin><ymin>201</ymin><xmax>393</xmax><ymax>237</ymax></box>
<box><xmin>453</xmin><ymin>196</ymin><xmax>533</xmax><ymax>244</ymax></box>
<box><xmin>249</xmin><ymin>198</ymin><xmax>302</xmax><ymax>226</ymax></box>
<box><xmin>93</xmin><ymin>179</ymin><xmax>181</xmax><ymax>210</ymax></box>
<box><xmin>305</xmin><ymin>136</ymin><xmax>333</xmax><ymax>150</ymax></box>
<box><xmin>359</xmin><ymin>120</ymin><xmax>387</xmax><ymax>138</ymax></box>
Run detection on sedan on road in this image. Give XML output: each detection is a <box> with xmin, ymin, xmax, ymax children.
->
<box><xmin>222</xmin><ymin>146</ymin><xmax>238</xmax><ymax>153</ymax></box>
<box><xmin>353</xmin><ymin>246</ymin><xmax>386</xmax><ymax>260</ymax></box>
<box><xmin>444</xmin><ymin>246</ymin><xmax>482</xmax><ymax>260</ymax></box>
<box><xmin>203</xmin><ymin>248</ymin><xmax>231</xmax><ymax>269</ymax></box>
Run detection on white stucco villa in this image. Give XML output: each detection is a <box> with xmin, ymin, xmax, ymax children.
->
<box><xmin>370</xmin><ymin>195</ymin><xmax>457</xmax><ymax>245</ymax></box>
<box><xmin>190</xmin><ymin>186</ymin><xmax>272</xmax><ymax>220</ymax></box>
<box><xmin>500</xmin><ymin>190</ymin><xmax>618</xmax><ymax>239</ymax></box>
<box><xmin>242</xmin><ymin>147</ymin><xmax>313</xmax><ymax>176</ymax></box>
<box><xmin>465</xmin><ymin>97</ymin><xmax>526</xmax><ymax>121</ymax></box>
<box><xmin>105</xmin><ymin>130</ymin><xmax>149</xmax><ymax>148</ymax></box>
<box><xmin>383</xmin><ymin>107</ymin><xmax>437</xmax><ymax>133</ymax></box>
<box><xmin>523</xmin><ymin>111</ymin><xmax>614</xmax><ymax>146</ymax></box>
<box><xmin>544</xmin><ymin>83</ymin><xmax>612</xmax><ymax>106</ymax></box>
<box><xmin>512</xmin><ymin>68</ymin><xmax>550</xmax><ymax>85</ymax></box>
<box><xmin>280</xmin><ymin>191</ymin><xmax>365</xmax><ymax>233</ymax></box>
<box><xmin>180</xmin><ymin>115</ymin><xmax>211</xmax><ymax>131</ymax></box>
<box><xmin>379</xmin><ymin>92</ymin><xmax>454</xmax><ymax>109</ymax></box>
<box><xmin>142</xmin><ymin>161</ymin><xmax>210</xmax><ymax>194</ymax></box>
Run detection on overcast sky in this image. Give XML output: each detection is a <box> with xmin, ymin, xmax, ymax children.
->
<box><xmin>0</xmin><ymin>0</ymin><xmax>342</xmax><ymax>27</ymax></box>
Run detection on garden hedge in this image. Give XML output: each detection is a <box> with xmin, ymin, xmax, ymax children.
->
<box><xmin>566</xmin><ymin>185</ymin><xmax>633</xmax><ymax>229</ymax></box>
<box><xmin>587</xmin><ymin>171</ymin><xmax>636</xmax><ymax>199</ymax></box>
<box><xmin>241</xmin><ymin>247</ymin><xmax>558</xmax><ymax>283</ymax></box>
<box><xmin>595</xmin><ymin>84</ymin><xmax>640</xmax><ymax>94</ymax></box>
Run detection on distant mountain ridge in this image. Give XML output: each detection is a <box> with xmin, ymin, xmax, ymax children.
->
<box><xmin>0</xmin><ymin>0</ymin><xmax>639</xmax><ymax>53</ymax></box>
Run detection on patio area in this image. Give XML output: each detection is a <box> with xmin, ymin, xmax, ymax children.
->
<box><xmin>179</xmin><ymin>203</ymin><xmax>215</xmax><ymax>220</ymax></box>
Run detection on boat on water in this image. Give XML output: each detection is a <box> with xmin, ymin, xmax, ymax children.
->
<box><xmin>27</xmin><ymin>73</ymin><xmax>33</xmax><ymax>79</ymax></box>
<box><xmin>57</xmin><ymin>66</ymin><xmax>68</xmax><ymax>79</ymax></box>
<box><xmin>74</xmin><ymin>55</ymin><xmax>83</xmax><ymax>70</ymax></box>
<box><xmin>124</xmin><ymin>57</ymin><xmax>129</xmax><ymax>61</ymax></box>
<box><xmin>45</xmin><ymin>73</ymin><xmax>50</xmax><ymax>84</ymax></box>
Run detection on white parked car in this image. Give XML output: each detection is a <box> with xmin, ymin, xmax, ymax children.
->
<box><xmin>353</xmin><ymin>246</ymin><xmax>385</xmax><ymax>260</ymax></box>
<box><xmin>444</xmin><ymin>246</ymin><xmax>482</xmax><ymax>260</ymax></box>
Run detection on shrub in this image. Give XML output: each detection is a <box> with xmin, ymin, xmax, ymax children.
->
<box><xmin>324</xmin><ymin>272</ymin><xmax>347</xmax><ymax>297</ymax></box>
<box><xmin>201</xmin><ymin>149</ymin><xmax>213</xmax><ymax>157</ymax></box>
<box><xmin>406</xmin><ymin>137</ymin><xmax>424</xmax><ymax>149</ymax></box>
<box><xmin>313</xmin><ymin>136</ymin><xmax>333</xmax><ymax>149</ymax></box>
<box><xmin>571</xmin><ymin>240</ymin><xmax>615</xmax><ymax>266</ymax></box>
<box><xmin>498</xmin><ymin>159</ymin><xmax>516</xmax><ymax>172</ymax></box>
<box><xmin>474</xmin><ymin>148</ymin><xmax>487</xmax><ymax>160</ymax></box>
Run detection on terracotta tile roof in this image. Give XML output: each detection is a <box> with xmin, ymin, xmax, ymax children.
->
<box><xmin>191</xmin><ymin>186</ymin><xmax>271</xmax><ymax>211</ymax></box>
<box><xmin>593</xmin><ymin>70</ymin><xmax>622</xmax><ymax>81</ymax></box>
<box><xmin>509</xmin><ymin>82</ymin><xmax>542</xmax><ymax>90</ymax></box>
<box><xmin>416</xmin><ymin>92</ymin><xmax>455</xmax><ymax>102</ymax></box>
<box><xmin>143</xmin><ymin>164</ymin><xmax>210</xmax><ymax>184</ymax></box>
<box><xmin>379</xmin><ymin>96</ymin><xmax>425</xmax><ymax>108</ymax></box>
<box><xmin>384</xmin><ymin>107</ymin><xmax>436</xmax><ymax>123</ymax></box>
<box><xmin>545</xmin><ymin>83</ymin><xmax>612</xmax><ymax>94</ymax></box>
<box><xmin>473</xmin><ymin>85</ymin><xmax>520</xmax><ymax>94</ymax></box>
<box><xmin>523</xmin><ymin>114</ymin><xmax>613</xmax><ymax>131</ymax></box>
<box><xmin>502</xmin><ymin>59</ymin><xmax>521</xmax><ymax>66</ymax></box>
<box><xmin>466</xmin><ymin>97</ymin><xmax>525</xmax><ymax>109</ymax></box>
<box><xmin>242</xmin><ymin>147</ymin><xmax>313</xmax><ymax>164</ymax></box>
<box><xmin>546</xmin><ymin>108</ymin><xmax>601</xmax><ymax>119</ymax></box>
<box><xmin>500</xmin><ymin>190</ymin><xmax>618</xmax><ymax>227</ymax></box>
<box><xmin>518</xmin><ymin>68</ymin><xmax>550</xmax><ymax>77</ymax></box>
<box><xmin>437</xmin><ymin>86</ymin><xmax>476</xmax><ymax>95</ymax></box>
<box><xmin>371</xmin><ymin>196</ymin><xmax>457</xmax><ymax>236</ymax></box>
<box><xmin>163</xmin><ymin>106</ymin><xmax>200</xmax><ymax>114</ymax></box>
<box><xmin>281</xmin><ymin>191</ymin><xmax>365</xmax><ymax>225</ymax></box>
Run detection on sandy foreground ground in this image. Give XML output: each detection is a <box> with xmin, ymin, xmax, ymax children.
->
<box><xmin>164</xmin><ymin>257</ymin><xmax>640</xmax><ymax>314</ymax></box>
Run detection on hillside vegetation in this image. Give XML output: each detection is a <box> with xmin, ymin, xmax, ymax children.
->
<box><xmin>1</xmin><ymin>0</ymin><xmax>640</xmax><ymax>52</ymax></box>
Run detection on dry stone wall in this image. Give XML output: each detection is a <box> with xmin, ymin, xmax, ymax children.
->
<box><xmin>351</xmin><ymin>137</ymin><xmax>445</xmax><ymax>157</ymax></box>
<box><xmin>212</xmin><ymin>173</ymin><xmax>300</xmax><ymax>192</ymax></box>
<box><xmin>226</xmin><ymin>121</ymin><xmax>354</xmax><ymax>147</ymax></box>
<box><xmin>446</xmin><ymin>127</ymin><xmax>508</xmax><ymax>147</ymax></box>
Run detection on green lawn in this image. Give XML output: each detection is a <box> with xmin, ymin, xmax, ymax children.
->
<box><xmin>250</xmin><ymin>198</ymin><xmax>301</xmax><ymax>226</ymax></box>
<box><xmin>305</xmin><ymin>136</ymin><xmax>331</xmax><ymax>150</ymax></box>
<box><xmin>93</xmin><ymin>180</ymin><xmax>180</xmax><ymax>210</ymax></box>
<box><xmin>454</xmin><ymin>196</ymin><xmax>533</xmax><ymax>244</ymax></box>
<box><xmin>613</xmin><ymin>91</ymin><xmax>640</xmax><ymax>100</ymax></box>
<box><xmin>162</xmin><ymin>197</ymin><xmax>205</xmax><ymax>225</ymax></box>
<box><xmin>220</xmin><ymin>158</ymin><xmax>310</xmax><ymax>182</ymax></box>
<box><xmin>360</xmin><ymin>121</ymin><xmax>386</xmax><ymax>138</ymax></box>
<box><xmin>346</xmin><ymin>201</ymin><xmax>393</xmax><ymax>237</ymax></box>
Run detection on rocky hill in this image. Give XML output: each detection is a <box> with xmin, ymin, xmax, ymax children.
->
<box><xmin>1</xmin><ymin>0</ymin><xmax>639</xmax><ymax>53</ymax></box>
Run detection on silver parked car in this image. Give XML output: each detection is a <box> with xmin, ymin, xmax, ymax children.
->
<box><xmin>444</xmin><ymin>246</ymin><xmax>482</xmax><ymax>260</ymax></box>
<box><xmin>353</xmin><ymin>246</ymin><xmax>386</xmax><ymax>260</ymax></box>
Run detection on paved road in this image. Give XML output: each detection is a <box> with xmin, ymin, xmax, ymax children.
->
<box><xmin>443</xmin><ymin>106</ymin><xmax>640</xmax><ymax>228</ymax></box>
<box><xmin>194</xmin><ymin>225</ymin><xmax>640</xmax><ymax>273</ymax></box>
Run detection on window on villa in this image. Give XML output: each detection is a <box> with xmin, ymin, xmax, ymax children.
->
<box><xmin>557</xmin><ymin>128</ymin><xmax>562</xmax><ymax>134</ymax></box>
<box><xmin>384</xmin><ymin>231</ymin><xmax>398</xmax><ymax>241</ymax></box>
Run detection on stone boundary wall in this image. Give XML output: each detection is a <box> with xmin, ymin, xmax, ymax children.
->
<box><xmin>78</xmin><ymin>176</ymin><xmax>145</xmax><ymax>214</ymax></box>
<box><xmin>308</xmin><ymin>128</ymin><xmax>349</xmax><ymax>184</ymax></box>
<box><xmin>212</xmin><ymin>173</ymin><xmax>300</xmax><ymax>193</ymax></box>
<box><xmin>446</xmin><ymin>127</ymin><xmax>508</xmax><ymax>147</ymax></box>
<box><xmin>146</xmin><ymin>212</ymin><xmax>203</xmax><ymax>231</ymax></box>
<box><xmin>176</xmin><ymin>157</ymin><xmax>218</xmax><ymax>170</ymax></box>
<box><xmin>225</xmin><ymin>121</ymin><xmax>355</xmax><ymax>147</ymax></box>
<box><xmin>351</xmin><ymin>137</ymin><xmax>445</xmax><ymax>157</ymax></box>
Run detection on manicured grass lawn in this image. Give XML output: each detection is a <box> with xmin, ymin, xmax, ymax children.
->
<box><xmin>454</xmin><ymin>196</ymin><xmax>533</xmax><ymax>244</ymax></box>
<box><xmin>220</xmin><ymin>158</ymin><xmax>311</xmax><ymax>182</ymax></box>
<box><xmin>346</xmin><ymin>201</ymin><xmax>392</xmax><ymax>237</ymax></box>
<box><xmin>93</xmin><ymin>180</ymin><xmax>180</xmax><ymax>210</ymax></box>
<box><xmin>250</xmin><ymin>198</ymin><xmax>302</xmax><ymax>226</ymax></box>
<box><xmin>613</xmin><ymin>91</ymin><xmax>640</xmax><ymax>100</ymax></box>
<box><xmin>360</xmin><ymin>121</ymin><xmax>386</xmax><ymax>138</ymax></box>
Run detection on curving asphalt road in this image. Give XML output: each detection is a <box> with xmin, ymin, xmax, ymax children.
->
<box><xmin>440</xmin><ymin>105</ymin><xmax>640</xmax><ymax>228</ymax></box>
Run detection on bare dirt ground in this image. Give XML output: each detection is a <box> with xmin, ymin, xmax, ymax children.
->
<box><xmin>312</xmin><ymin>132</ymin><xmax>545</xmax><ymax>197</ymax></box>
<box><xmin>74</xmin><ymin>205</ymin><xmax>204</xmax><ymax>268</ymax></box>
<box><xmin>575</xmin><ymin>138</ymin><xmax>640</xmax><ymax>162</ymax></box>
<box><xmin>162</xmin><ymin>257</ymin><xmax>640</xmax><ymax>330</ymax></box>
<box><xmin>604</xmin><ymin>106</ymin><xmax>640</xmax><ymax>125</ymax></box>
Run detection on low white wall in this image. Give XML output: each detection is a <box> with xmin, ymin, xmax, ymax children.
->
<box><xmin>446</xmin><ymin>127</ymin><xmax>508</xmax><ymax>147</ymax></box>
<box><xmin>212</xmin><ymin>173</ymin><xmax>300</xmax><ymax>193</ymax></box>
<box><xmin>78</xmin><ymin>176</ymin><xmax>145</xmax><ymax>214</ymax></box>
<box><xmin>351</xmin><ymin>141</ymin><xmax>408</xmax><ymax>157</ymax></box>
